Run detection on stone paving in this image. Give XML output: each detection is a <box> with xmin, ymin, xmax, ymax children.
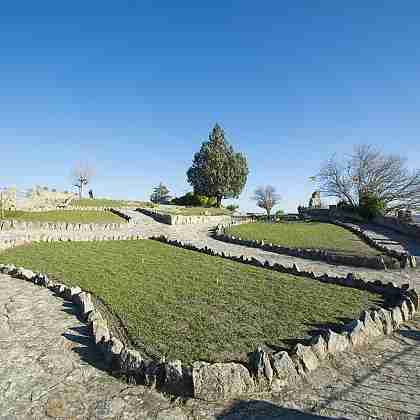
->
<box><xmin>1</xmin><ymin>211</ymin><xmax>420</xmax><ymax>419</ymax></box>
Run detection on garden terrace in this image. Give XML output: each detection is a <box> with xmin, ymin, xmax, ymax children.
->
<box><xmin>226</xmin><ymin>221</ymin><xmax>382</xmax><ymax>258</ymax></box>
<box><xmin>71</xmin><ymin>198</ymin><xmax>152</xmax><ymax>208</ymax></box>
<box><xmin>1</xmin><ymin>210</ymin><xmax>126</xmax><ymax>224</ymax></box>
<box><xmin>157</xmin><ymin>205</ymin><xmax>232</xmax><ymax>216</ymax></box>
<box><xmin>0</xmin><ymin>240</ymin><xmax>383</xmax><ymax>364</ymax></box>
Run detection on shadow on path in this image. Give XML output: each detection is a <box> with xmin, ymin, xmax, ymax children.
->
<box><xmin>216</xmin><ymin>400</ymin><xmax>348</xmax><ymax>420</ymax></box>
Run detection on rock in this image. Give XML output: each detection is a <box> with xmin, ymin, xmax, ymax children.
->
<box><xmin>192</xmin><ymin>362</ymin><xmax>254</xmax><ymax>401</ymax></box>
<box><xmin>371</xmin><ymin>310</ymin><xmax>386</xmax><ymax>335</ymax></box>
<box><xmin>87</xmin><ymin>309</ymin><xmax>103</xmax><ymax>325</ymax></box>
<box><xmin>391</xmin><ymin>306</ymin><xmax>404</xmax><ymax>329</ymax></box>
<box><xmin>249</xmin><ymin>346</ymin><xmax>273</xmax><ymax>383</ymax></box>
<box><xmin>406</xmin><ymin>289</ymin><xmax>419</xmax><ymax>310</ymax></box>
<box><xmin>360</xmin><ymin>310</ymin><xmax>382</xmax><ymax>339</ymax></box>
<box><xmin>325</xmin><ymin>330</ymin><xmax>349</xmax><ymax>354</ymax></box>
<box><xmin>74</xmin><ymin>292</ymin><xmax>94</xmax><ymax>319</ymax></box>
<box><xmin>405</xmin><ymin>297</ymin><xmax>416</xmax><ymax>318</ymax></box>
<box><xmin>1</xmin><ymin>264</ymin><xmax>16</xmax><ymax>274</ymax></box>
<box><xmin>292</xmin><ymin>263</ymin><xmax>300</xmax><ymax>273</ymax></box>
<box><xmin>271</xmin><ymin>351</ymin><xmax>299</xmax><ymax>390</ymax></box>
<box><xmin>103</xmin><ymin>337</ymin><xmax>124</xmax><ymax>369</ymax></box>
<box><xmin>377</xmin><ymin>308</ymin><xmax>393</xmax><ymax>335</ymax></box>
<box><xmin>92</xmin><ymin>318</ymin><xmax>110</xmax><ymax>348</ymax></box>
<box><xmin>400</xmin><ymin>300</ymin><xmax>410</xmax><ymax>321</ymax></box>
<box><xmin>15</xmin><ymin>268</ymin><xmax>35</xmax><ymax>281</ymax></box>
<box><xmin>293</xmin><ymin>344</ymin><xmax>319</xmax><ymax>374</ymax></box>
<box><xmin>37</xmin><ymin>273</ymin><xmax>50</xmax><ymax>287</ymax></box>
<box><xmin>164</xmin><ymin>360</ymin><xmax>184</xmax><ymax>389</ymax></box>
<box><xmin>62</xmin><ymin>286</ymin><xmax>82</xmax><ymax>300</ymax></box>
<box><xmin>310</xmin><ymin>335</ymin><xmax>327</xmax><ymax>360</ymax></box>
<box><xmin>118</xmin><ymin>348</ymin><xmax>143</xmax><ymax>374</ymax></box>
<box><xmin>346</xmin><ymin>319</ymin><xmax>368</xmax><ymax>348</ymax></box>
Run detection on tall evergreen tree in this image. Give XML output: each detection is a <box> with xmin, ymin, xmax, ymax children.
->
<box><xmin>187</xmin><ymin>124</ymin><xmax>248</xmax><ymax>207</ymax></box>
<box><xmin>150</xmin><ymin>182</ymin><xmax>171</xmax><ymax>204</ymax></box>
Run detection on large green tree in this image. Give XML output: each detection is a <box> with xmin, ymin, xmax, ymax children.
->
<box><xmin>187</xmin><ymin>124</ymin><xmax>248</xmax><ymax>207</ymax></box>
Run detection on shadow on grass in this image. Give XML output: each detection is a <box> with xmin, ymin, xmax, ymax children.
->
<box><xmin>215</xmin><ymin>400</ymin><xmax>348</xmax><ymax>419</ymax></box>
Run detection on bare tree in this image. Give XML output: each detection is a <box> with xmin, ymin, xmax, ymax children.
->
<box><xmin>317</xmin><ymin>145</ymin><xmax>420</xmax><ymax>213</ymax></box>
<box><xmin>253</xmin><ymin>185</ymin><xmax>281</xmax><ymax>218</ymax></box>
<box><xmin>71</xmin><ymin>163</ymin><xmax>95</xmax><ymax>199</ymax></box>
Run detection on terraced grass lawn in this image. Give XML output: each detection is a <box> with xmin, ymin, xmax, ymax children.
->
<box><xmin>159</xmin><ymin>206</ymin><xmax>232</xmax><ymax>216</ymax></box>
<box><xmin>227</xmin><ymin>222</ymin><xmax>381</xmax><ymax>257</ymax></box>
<box><xmin>72</xmin><ymin>198</ymin><xmax>152</xmax><ymax>208</ymax></box>
<box><xmin>2</xmin><ymin>210</ymin><xmax>126</xmax><ymax>224</ymax></box>
<box><xmin>0</xmin><ymin>240</ymin><xmax>383</xmax><ymax>363</ymax></box>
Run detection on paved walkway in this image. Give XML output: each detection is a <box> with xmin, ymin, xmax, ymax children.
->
<box><xmin>1</xmin><ymin>274</ymin><xmax>420</xmax><ymax>419</ymax></box>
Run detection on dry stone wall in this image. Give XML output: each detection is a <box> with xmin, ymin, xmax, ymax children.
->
<box><xmin>0</xmin><ymin>220</ymin><xmax>127</xmax><ymax>232</ymax></box>
<box><xmin>138</xmin><ymin>208</ymin><xmax>232</xmax><ymax>225</ymax></box>
<box><xmin>373</xmin><ymin>215</ymin><xmax>420</xmax><ymax>244</ymax></box>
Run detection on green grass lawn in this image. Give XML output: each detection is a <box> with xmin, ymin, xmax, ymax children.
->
<box><xmin>0</xmin><ymin>240</ymin><xmax>382</xmax><ymax>363</ymax></box>
<box><xmin>72</xmin><ymin>198</ymin><xmax>152</xmax><ymax>208</ymax></box>
<box><xmin>1</xmin><ymin>210</ymin><xmax>126</xmax><ymax>224</ymax></box>
<box><xmin>227</xmin><ymin>222</ymin><xmax>381</xmax><ymax>257</ymax></box>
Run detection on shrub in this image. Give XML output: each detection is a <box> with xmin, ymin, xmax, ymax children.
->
<box><xmin>358</xmin><ymin>193</ymin><xmax>385</xmax><ymax>220</ymax></box>
<box><xmin>226</xmin><ymin>204</ymin><xmax>239</xmax><ymax>212</ymax></box>
<box><xmin>171</xmin><ymin>192</ymin><xmax>216</xmax><ymax>207</ymax></box>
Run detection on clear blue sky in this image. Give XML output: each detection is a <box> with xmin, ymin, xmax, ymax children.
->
<box><xmin>1</xmin><ymin>2</ymin><xmax>419</xmax><ymax>212</ymax></box>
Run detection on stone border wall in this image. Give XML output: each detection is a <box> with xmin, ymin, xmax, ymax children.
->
<box><xmin>373</xmin><ymin>215</ymin><xmax>420</xmax><ymax>244</ymax></box>
<box><xmin>212</xmin><ymin>225</ymin><xmax>400</xmax><ymax>270</ymax></box>
<box><xmin>0</xmin><ymin>233</ymin><xmax>143</xmax><ymax>253</ymax></box>
<box><xmin>1</xmin><ymin>235</ymin><xmax>418</xmax><ymax>402</ymax></box>
<box><xmin>0</xmin><ymin>220</ymin><xmax>127</xmax><ymax>232</ymax></box>
<box><xmin>137</xmin><ymin>208</ymin><xmax>233</xmax><ymax>225</ymax></box>
<box><xmin>331</xmin><ymin>219</ymin><xmax>416</xmax><ymax>269</ymax></box>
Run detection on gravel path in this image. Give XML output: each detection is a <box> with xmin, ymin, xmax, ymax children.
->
<box><xmin>1</xmin><ymin>273</ymin><xmax>420</xmax><ymax>419</ymax></box>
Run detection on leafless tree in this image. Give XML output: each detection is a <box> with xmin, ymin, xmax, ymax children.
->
<box><xmin>317</xmin><ymin>145</ymin><xmax>420</xmax><ymax>213</ymax></box>
<box><xmin>71</xmin><ymin>163</ymin><xmax>95</xmax><ymax>199</ymax></box>
<box><xmin>253</xmin><ymin>185</ymin><xmax>281</xmax><ymax>218</ymax></box>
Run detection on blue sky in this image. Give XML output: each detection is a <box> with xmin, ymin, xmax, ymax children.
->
<box><xmin>1</xmin><ymin>2</ymin><xmax>419</xmax><ymax>212</ymax></box>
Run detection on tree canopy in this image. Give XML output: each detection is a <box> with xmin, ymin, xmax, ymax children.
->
<box><xmin>317</xmin><ymin>145</ymin><xmax>420</xmax><ymax>213</ymax></box>
<box><xmin>253</xmin><ymin>185</ymin><xmax>281</xmax><ymax>217</ymax></box>
<box><xmin>187</xmin><ymin>124</ymin><xmax>248</xmax><ymax>207</ymax></box>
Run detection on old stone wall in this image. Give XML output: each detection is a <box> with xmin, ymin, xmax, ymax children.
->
<box><xmin>373</xmin><ymin>215</ymin><xmax>420</xmax><ymax>244</ymax></box>
<box><xmin>18</xmin><ymin>188</ymin><xmax>76</xmax><ymax>211</ymax></box>
<box><xmin>138</xmin><ymin>208</ymin><xmax>233</xmax><ymax>225</ymax></box>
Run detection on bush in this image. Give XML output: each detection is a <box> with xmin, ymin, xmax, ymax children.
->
<box><xmin>171</xmin><ymin>192</ymin><xmax>216</xmax><ymax>207</ymax></box>
<box><xmin>226</xmin><ymin>204</ymin><xmax>239</xmax><ymax>212</ymax></box>
<box><xmin>358</xmin><ymin>193</ymin><xmax>385</xmax><ymax>220</ymax></box>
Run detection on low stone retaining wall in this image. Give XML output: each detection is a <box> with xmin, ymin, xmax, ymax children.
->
<box><xmin>212</xmin><ymin>225</ymin><xmax>401</xmax><ymax>270</ymax></box>
<box><xmin>137</xmin><ymin>208</ymin><xmax>232</xmax><ymax>225</ymax></box>
<box><xmin>1</xmin><ymin>240</ymin><xmax>417</xmax><ymax>402</ymax></box>
<box><xmin>0</xmin><ymin>220</ymin><xmax>127</xmax><ymax>232</ymax></box>
<box><xmin>0</xmin><ymin>233</ymin><xmax>143</xmax><ymax>253</ymax></box>
<box><xmin>331</xmin><ymin>219</ymin><xmax>416</xmax><ymax>269</ymax></box>
<box><xmin>373</xmin><ymin>215</ymin><xmax>420</xmax><ymax>244</ymax></box>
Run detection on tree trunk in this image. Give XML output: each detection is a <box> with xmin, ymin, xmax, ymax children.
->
<box><xmin>216</xmin><ymin>195</ymin><xmax>222</xmax><ymax>208</ymax></box>
<box><xmin>266</xmin><ymin>208</ymin><xmax>271</xmax><ymax>221</ymax></box>
<box><xmin>79</xmin><ymin>183</ymin><xmax>83</xmax><ymax>199</ymax></box>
